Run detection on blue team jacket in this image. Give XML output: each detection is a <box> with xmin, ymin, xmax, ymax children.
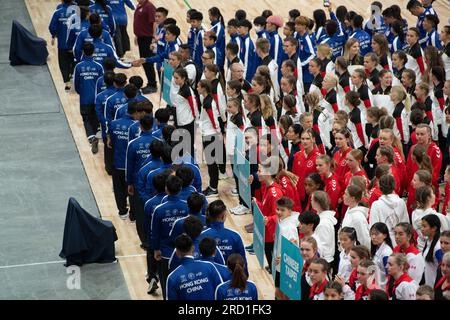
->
<box><xmin>211</xmin><ymin>21</ymin><xmax>226</xmax><ymax>66</ymax></box>
<box><xmin>95</xmin><ymin>85</ymin><xmax>117</xmax><ymax>139</ymax></box>
<box><xmin>74</xmin><ymin>56</ymin><xmax>104</xmax><ymax>105</ymax></box>
<box><xmin>168</xmin><ymin>237</ymin><xmax>225</xmax><ymax>272</ymax></box>
<box><xmin>109</xmin><ymin>114</ymin><xmax>136</xmax><ymax>169</ymax></box>
<box><xmin>89</xmin><ymin>3</ymin><xmax>116</xmax><ymax>35</ymax></box>
<box><xmin>193</xmin><ymin>28</ymin><xmax>205</xmax><ymax>70</ymax></box>
<box><xmin>215</xmin><ymin>280</ymin><xmax>258</xmax><ymax>300</ymax></box>
<box><xmin>151</xmin><ymin>122</ymin><xmax>167</xmax><ymax>140</ymax></box>
<box><xmin>350</xmin><ymin>28</ymin><xmax>372</xmax><ymax>56</ymax></box>
<box><xmin>163</xmin><ymin>186</ymin><xmax>207</xmax><ymax>215</ymax></box>
<box><xmin>86</xmin><ymin>38</ymin><xmax>131</xmax><ymax>68</ymax></box>
<box><xmin>145</xmin><ymin>40</ymin><xmax>180</xmax><ymax>64</ymax></box>
<box><xmin>166</xmin><ymin>256</ymin><xmax>223</xmax><ymax>300</ymax></box>
<box><xmin>168</xmin><ymin>211</ymin><xmax>207</xmax><ymax>242</ymax></box>
<box><xmin>136</xmin><ymin>156</ymin><xmax>163</xmax><ymax>202</ymax></box>
<box><xmin>108</xmin><ymin>0</ymin><xmax>135</xmax><ymax>26</ymax></box>
<box><xmin>198</xmin><ymin>222</ymin><xmax>247</xmax><ymax>267</ymax></box>
<box><xmin>268</xmin><ymin>31</ymin><xmax>284</xmax><ymax>70</ymax></box>
<box><xmin>73</xmin><ymin>28</ymin><xmax>114</xmax><ymax>62</ymax></box>
<box><xmin>239</xmin><ymin>34</ymin><xmax>256</xmax><ymax>82</ymax></box>
<box><xmin>297</xmin><ymin>32</ymin><xmax>316</xmax><ymax>84</ymax></box>
<box><xmin>321</xmin><ymin>31</ymin><xmax>346</xmax><ymax>62</ymax></box>
<box><xmin>144</xmin><ymin>164</ymin><xmax>173</xmax><ymax>200</ymax></box>
<box><xmin>125</xmin><ymin>131</ymin><xmax>156</xmax><ymax>185</ymax></box>
<box><xmin>201</xmin><ymin>256</ymin><xmax>231</xmax><ymax>282</ymax></box>
<box><xmin>144</xmin><ymin>192</ymin><xmax>165</xmax><ymax>242</ymax></box>
<box><xmin>151</xmin><ymin>195</ymin><xmax>189</xmax><ymax>258</ymax></box>
<box><xmin>104</xmin><ymin>88</ymin><xmax>127</xmax><ymax>127</ymax></box>
<box><xmin>49</xmin><ymin>3</ymin><xmax>76</xmax><ymax>49</ymax></box>
<box><xmin>172</xmin><ymin>156</ymin><xmax>202</xmax><ymax>192</ymax></box>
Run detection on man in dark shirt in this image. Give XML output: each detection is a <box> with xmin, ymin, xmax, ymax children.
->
<box><xmin>134</xmin><ymin>0</ymin><xmax>157</xmax><ymax>94</ymax></box>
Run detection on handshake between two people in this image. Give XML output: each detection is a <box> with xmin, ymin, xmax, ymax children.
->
<box><xmin>131</xmin><ymin>58</ymin><xmax>146</xmax><ymax>67</ymax></box>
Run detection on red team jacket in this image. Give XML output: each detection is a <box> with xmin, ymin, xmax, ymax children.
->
<box><xmin>292</xmin><ymin>147</ymin><xmax>321</xmax><ymax>203</ymax></box>
<box><xmin>278</xmin><ymin>175</ymin><xmax>301</xmax><ymax>212</ymax></box>
<box><xmin>256</xmin><ymin>181</ymin><xmax>284</xmax><ymax>243</ymax></box>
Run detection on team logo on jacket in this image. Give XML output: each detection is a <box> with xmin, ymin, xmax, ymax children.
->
<box><xmin>188</xmin><ymin>273</ymin><xmax>195</xmax><ymax>280</ymax></box>
<box><xmin>331</xmin><ymin>180</ymin><xmax>337</xmax><ymax>190</ymax></box>
<box><xmin>121</xmin><ymin>125</ymin><xmax>127</xmax><ymax>131</ymax></box>
<box><xmin>306</xmin><ymin>160</ymin><xmax>314</xmax><ymax>168</ymax></box>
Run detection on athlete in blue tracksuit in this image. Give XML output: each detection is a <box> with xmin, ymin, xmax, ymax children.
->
<box><xmin>197</xmin><ymin>200</ymin><xmax>247</xmax><ymax>270</ymax></box>
<box><xmin>87</xmin><ymin>26</ymin><xmax>131</xmax><ymax>68</ymax></box>
<box><xmin>321</xmin><ymin>21</ymin><xmax>346</xmax><ymax>62</ymax></box>
<box><xmin>135</xmin><ymin>142</ymin><xmax>164</xmax><ymax>203</ymax></box>
<box><xmin>329</xmin><ymin>10</ymin><xmax>352</xmax><ymax>41</ymax></box>
<box><xmin>108</xmin><ymin>103</ymin><xmax>138</xmax><ymax>217</ymax></box>
<box><xmin>66</xmin><ymin>5</ymin><xmax>91</xmax><ymax>51</ymax></box>
<box><xmin>268</xmin><ymin>30</ymin><xmax>284</xmax><ymax>73</ymax></box>
<box><xmin>205</xmin><ymin>43</ymin><xmax>224</xmax><ymax>71</ymax></box>
<box><xmin>49</xmin><ymin>0</ymin><xmax>77</xmax><ymax>85</ymax></box>
<box><xmin>192</xmin><ymin>28</ymin><xmax>205</xmax><ymax>70</ymax></box>
<box><xmin>210</xmin><ymin>20</ymin><xmax>226</xmax><ymax>68</ymax></box>
<box><xmin>172</xmin><ymin>155</ymin><xmax>202</xmax><ymax>192</ymax></box>
<box><xmin>215</xmin><ymin>279</ymin><xmax>258</xmax><ymax>300</ymax></box>
<box><xmin>364</xmin><ymin>12</ymin><xmax>389</xmax><ymax>37</ymax></box>
<box><xmin>74</xmin><ymin>43</ymin><xmax>104</xmax><ymax>142</ymax></box>
<box><xmin>142</xmin><ymin>146</ymin><xmax>173</xmax><ymax>202</ymax></box>
<box><xmin>95</xmin><ymin>71</ymin><xmax>116</xmax><ymax>141</ymax></box>
<box><xmin>73</xmin><ymin>23</ymin><xmax>114</xmax><ymax>62</ymax></box>
<box><xmin>89</xmin><ymin>0</ymin><xmax>116</xmax><ymax>35</ymax></box>
<box><xmin>199</xmin><ymin>237</ymin><xmax>231</xmax><ymax>281</ymax></box>
<box><xmin>108</xmin><ymin>0</ymin><xmax>135</xmax><ymax>57</ymax></box>
<box><xmin>152</xmin><ymin>175</ymin><xmax>189</xmax><ymax>299</ymax></box>
<box><xmin>297</xmin><ymin>31</ymin><xmax>316</xmax><ymax>91</ymax></box>
<box><xmin>144</xmin><ymin>39</ymin><xmax>180</xmax><ymax>65</ymax></box>
<box><xmin>240</xmin><ymin>32</ymin><xmax>256</xmax><ymax>82</ymax></box>
<box><xmin>104</xmin><ymin>82</ymin><xmax>127</xmax><ymax>130</ymax></box>
<box><xmin>166</xmin><ymin>235</ymin><xmax>223</xmax><ymax>301</ymax></box>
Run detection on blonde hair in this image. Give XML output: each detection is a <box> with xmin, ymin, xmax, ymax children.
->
<box><xmin>323</xmin><ymin>74</ymin><xmax>338</xmax><ymax>89</ymax></box>
<box><xmin>317</xmin><ymin>43</ymin><xmax>333</xmax><ymax>59</ymax></box>
<box><xmin>312</xmin><ymin>190</ymin><xmax>330</xmax><ymax>211</ymax></box>
<box><xmin>350</xmin><ymin>175</ymin><xmax>368</xmax><ymax>196</ymax></box>
<box><xmin>260</xmin><ymin>94</ymin><xmax>273</xmax><ymax>119</ymax></box>
<box><xmin>276</xmin><ymin>156</ymin><xmax>299</xmax><ymax>187</ymax></box>
<box><xmin>389</xmin><ymin>253</ymin><xmax>409</xmax><ymax>272</ymax></box>
<box><xmin>305</xmin><ymin>92</ymin><xmax>323</xmax><ymax>113</ymax></box>
<box><xmin>391</xmin><ymin>85</ymin><xmax>411</xmax><ymax>112</ymax></box>
<box><xmin>343</xmin><ymin>38</ymin><xmax>359</xmax><ymax>63</ymax></box>
<box><xmin>380</xmin><ymin>128</ymin><xmax>404</xmax><ymax>156</ymax></box>
<box><xmin>300</xmin><ymin>236</ymin><xmax>318</xmax><ymax>251</ymax></box>
<box><xmin>349</xmin><ymin>149</ymin><xmax>364</xmax><ymax>162</ymax></box>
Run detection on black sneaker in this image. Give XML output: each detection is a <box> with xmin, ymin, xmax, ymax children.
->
<box><xmin>141</xmin><ymin>85</ymin><xmax>157</xmax><ymax>94</ymax></box>
<box><xmin>147</xmin><ymin>278</ymin><xmax>159</xmax><ymax>295</ymax></box>
<box><xmin>203</xmin><ymin>187</ymin><xmax>218</xmax><ymax>198</ymax></box>
<box><xmin>90</xmin><ymin>137</ymin><xmax>99</xmax><ymax>154</ymax></box>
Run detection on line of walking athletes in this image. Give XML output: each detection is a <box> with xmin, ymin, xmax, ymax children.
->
<box><xmin>49</xmin><ymin>0</ymin><xmax>450</xmax><ymax>300</ymax></box>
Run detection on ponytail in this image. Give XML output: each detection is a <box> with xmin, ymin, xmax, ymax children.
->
<box><xmin>422</xmin><ymin>214</ymin><xmax>441</xmax><ymax>263</ymax></box>
<box><xmin>227</xmin><ymin>254</ymin><xmax>248</xmax><ymax>291</ymax></box>
<box><xmin>209</xmin><ymin>7</ymin><xmax>225</xmax><ymax>24</ymax></box>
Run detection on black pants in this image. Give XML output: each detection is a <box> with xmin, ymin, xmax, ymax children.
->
<box><xmin>113</xmin><ymin>24</ymin><xmax>131</xmax><ymax>57</ymax></box>
<box><xmin>176</xmin><ymin>120</ymin><xmax>195</xmax><ymax>159</ymax></box>
<box><xmin>132</xmin><ymin>192</ymin><xmax>147</xmax><ymax>245</ymax></box>
<box><xmin>58</xmin><ymin>49</ymin><xmax>74</xmax><ymax>83</ymax></box>
<box><xmin>103</xmin><ymin>138</ymin><xmax>113</xmax><ymax>175</ymax></box>
<box><xmin>137</xmin><ymin>36</ymin><xmax>156</xmax><ymax>87</ymax></box>
<box><xmin>158</xmin><ymin>258</ymin><xmax>169</xmax><ymax>300</ymax></box>
<box><xmin>80</xmin><ymin>104</ymin><xmax>99</xmax><ymax>140</ymax></box>
<box><xmin>112</xmin><ymin>168</ymin><xmax>128</xmax><ymax>215</ymax></box>
<box><xmin>265</xmin><ymin>242</ymin><xmax>274</xmax><ymax>272</ymax></box>
<box><xmin>146</xmin><ymin>244</ymin><xmax>158</xmax><ymax>282</ymax></box>
<box><xmin>202</xmin><ymin>134</ymin><xmax>223</xmax><ymax>189</ymax></box>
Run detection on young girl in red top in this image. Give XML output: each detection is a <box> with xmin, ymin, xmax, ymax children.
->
<box><xmin>368</xmin><ymin>164</ymin><xmax>390</xmax><ymax>207</ymax></box>
<box><xmin>378</xmin><ymin>128</ymin><xmax>407</xmax><ymax>193</ymax></box>
<box><xmin>343</xmin><ymin>149</ymin><xmax>368</xmax><ymax>192</ymax></box>
<box><xmin>316</xmin><ymin>155</ymin><xmax>342</xmax><ymax>211</ymax></box>
<box><xmin>332</xmin><ymin>128</ymin><xmax>353</xmax><ymax>190</ymax></box>
<box><xmin>292</xmin><ymin>128</ymin><xmax>321</xmax><ymax>204</ymax></box>
<box><xmin>275</xmin><ymin>156</ymin><xmax>301</xmax><ymax>212</ymax></box>
<box><xmin>302</xmin><ymin>173</ymin><xmax>324</xmax><ymax>212</ymax></box>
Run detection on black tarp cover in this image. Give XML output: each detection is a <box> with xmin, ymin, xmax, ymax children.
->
<box><xmin>9</xmin><ymin>20</ymin><xmax>48</xmax><ymax>66</ymax></box>
<box><xmin>60</xmin><ymin>198</ymin><xmax>118</xmax><ymax>266</ymax></box>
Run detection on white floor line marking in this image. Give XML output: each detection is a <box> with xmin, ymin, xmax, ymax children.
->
<box><xmin>0</xmin><ymin>254</ymin><xmax>146</xmax><ymax>269</ymax></box>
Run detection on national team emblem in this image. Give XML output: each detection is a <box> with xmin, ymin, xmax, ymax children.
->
<box><xmin>188</xmin><ymin>273</ymin><xmax>195</xmax><ymax>280</ymax></box>
<box><xmin>234</xmin><ymin>288</ymin><xmax>241</xmax><ymax>295</ymax></box>
<box><xmin>121</xmin><ymin>125</ymin><xmax>127</xmax><ymax>131</ymax></box>
<box><xmin>306</xmin><ymin>160</ymin><xmax>313</xmax><ymax>168</ymax></box>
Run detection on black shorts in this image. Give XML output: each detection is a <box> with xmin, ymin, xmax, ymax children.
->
<box><xmin>275</xmin><ymin>271</ymin><xmax>281</xmax><ymax>288</ymax></box>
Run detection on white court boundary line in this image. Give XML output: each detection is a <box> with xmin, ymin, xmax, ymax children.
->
<box><xmin>0</xmin><ymin>254</ymin><xmax>146</xmax><ymax>270</ymax></box>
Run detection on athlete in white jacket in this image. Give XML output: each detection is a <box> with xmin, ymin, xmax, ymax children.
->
<box><xmin>342</xmin><ymin>206</ymin><xmax>370</xmax><ymax>249</ymax></box>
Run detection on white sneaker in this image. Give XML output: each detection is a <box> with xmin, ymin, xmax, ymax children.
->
<box><xmin>231</xmin><ymin>188</ymin><xmax>239</xmax><ymax>196</ymax></box>
<box><xmin>119</xmin><ymin>213</ymin><xmax>129</xmax><ymax>220</ymax></box>
<box><xmin>230</xmin><ymin>204</ymin><xmax>242</xmax><ymax>214</ymax></box>
<box><xmin>234</xmin><ymin>205</ymin><xmax>250</xmax><ymax>215</ymax></box>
